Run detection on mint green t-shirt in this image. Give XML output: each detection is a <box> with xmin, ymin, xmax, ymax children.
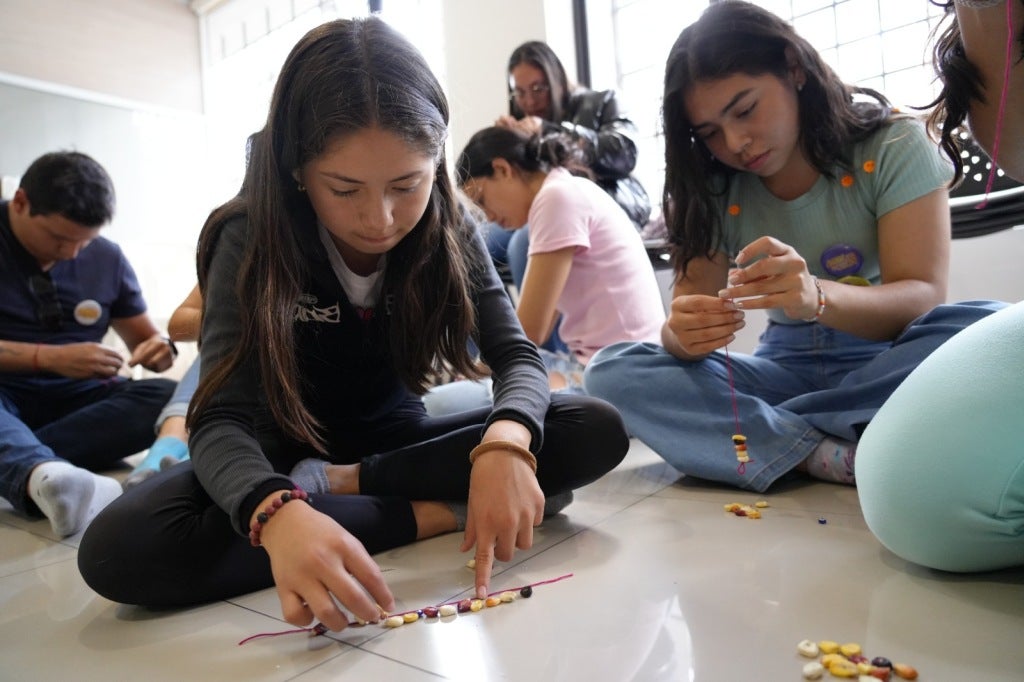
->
<box><xmin>719</xmin><ymin>118</ymin><xmax>953</xmax><ymax>325</ymax></box>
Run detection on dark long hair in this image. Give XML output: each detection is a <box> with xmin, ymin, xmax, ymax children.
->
<box><xmin>456</xmin><ymin>126</ymin><xmax>592</xmax><ymax>184</ymax></box>
<box><xmin>925</xmin><ymin>0</ymin><xmax>1024</xmax><ymax>186</ymax></box>
<box><xmin>507</xmin><ymin>40</ymin><xmax>572</xmax><ymax>121</ymax></box>
<box><xmin>662</xmin><ymin>0</ymin><xmax>893</xmax><ymax>276</ymax></box>
<box><xmin>190</xmin><ymin>17</ymin><xmax>481</xmax><ymax>453</ymax></box>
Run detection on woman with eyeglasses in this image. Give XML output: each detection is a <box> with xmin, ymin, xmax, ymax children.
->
<box><xmin>500</xmin><ymin>40</ymin><xmax>651</xmax><ymax>230</ymax></box>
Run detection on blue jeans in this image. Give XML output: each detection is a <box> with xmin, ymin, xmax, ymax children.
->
<box><xmin>482</xmin><ymin>221</ymin><xmax>568</xmax><ymax>355</ymax></box>
<box><xmin>423</xmin><ymin>349</ymin><xmax>586</xmax><ymax>416</ymax></box>
<box><xmin>0</xmin><ymin>376</ymin><xmax>175</xmax><ymax>514</ymax></box>
<box><xmin>583</xmin><ymin>301</ymin><xmax>1006</xmax><ymax>492</ymax></box>
<box><xmin>153</xmin><ymin>357</ymin><xmax>200</xmax><ymax>430</ymax></box>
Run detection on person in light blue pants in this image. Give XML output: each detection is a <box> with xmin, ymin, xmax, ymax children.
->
<box><xmin>856</xmin><ymin>300</ymin><xmax>1024</xmax><ymax>572</ymax></box>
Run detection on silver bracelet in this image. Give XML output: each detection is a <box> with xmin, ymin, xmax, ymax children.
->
<box><xmin>954</xmin><ymin>0</ymin><xmax>1004</xmax><ymax>9</ymax></box>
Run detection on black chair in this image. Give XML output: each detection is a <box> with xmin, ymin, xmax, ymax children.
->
<box><xmin>949</xmin><ymin>130</ymin><xmax>1024</xmax><ymax>239</ymax></box>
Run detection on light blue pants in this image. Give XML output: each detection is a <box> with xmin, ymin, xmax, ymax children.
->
<box><xmin>153</xmin><ymin>357</ymin><xmax>200</xmax><ymax>431</ymax></box>
<box><xmin>423</xmin><ymin>349</ymin><xmax>585</xmax><ymax>416</ymax></box>
<box><xmin>857</xmin><ymin>300</ymin><xmax>1024</xmax><ymax>572</ymax></box>
<box><xmin>583</xmin><ymin>301</ymin><xmax>1006</xmax><ymax>492</ymax></box>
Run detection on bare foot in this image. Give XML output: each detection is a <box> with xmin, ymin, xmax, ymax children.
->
<box><xmin>411</xmin><ymin>500</ymin><xmax>458</xmax><ymax>540</ymax></box>
<box><xmin>325</xmin><ymin>463</ymin><xmax>361</xmax><ymax>495</ymax></box>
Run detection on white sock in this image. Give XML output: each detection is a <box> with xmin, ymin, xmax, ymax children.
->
<box><xmin>803</xmin><ymin>437</ymin><xmax>857</xmax><ymax>486</ymax></box>
<box><xmin>289</xmin><ymin>458</ymin><xmax>330</xmax><ymax>494</ymax></box>
<box><xmin>28</xmin><ymin>462</ymin><xmax>121</xmax><ymax>537</ymax></box>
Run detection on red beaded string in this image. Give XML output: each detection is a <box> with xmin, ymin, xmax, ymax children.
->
<box><xmin>975</xmin><ymin>0</ymin><xmax>1015</xmax><ymax>209</ymax></box>
<box><xmin>238</xmin><ymin>573</ymin><xmax>575</xmax><ymax>645</ymax></box>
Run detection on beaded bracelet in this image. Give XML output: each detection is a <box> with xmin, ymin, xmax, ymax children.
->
<box><xmin>954</xmin><ymin>0</ymin><xmax>1004</xmax><ymax>8</ymax></box>
<box><xmin>802</xmin><ymin>276</ymin><xmax>826</xmax><ymax>322</ymax></box>
<box><xmin>248</xmin><ymin>488</ymin><xmax>312</xmax><ymax>547</ymax></box>
<box><xmin>468</xmin><ymin>440</ymin><xmax>538</xmax><ymax>474</ymax></box>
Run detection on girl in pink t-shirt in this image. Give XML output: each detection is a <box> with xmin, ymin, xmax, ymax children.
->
<box><xmin>457</xmin><ymin>126</ymin><xmax>665</xmax><ymax>391</ymax></box>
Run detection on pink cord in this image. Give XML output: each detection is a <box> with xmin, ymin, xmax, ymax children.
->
<box><xmin>724</xmin><ymin>344</ymin><xmax>748</xmax><ymax>475</ymax></box>
<box><xmin>238</xmin><ymin>573</ymin><xmax>575</xmax><ymax>645</ymax></box>
<box><xmin>975</xmin><ymin>0</ymin><xmax>1016</xmax><ymax>209</ymax></box>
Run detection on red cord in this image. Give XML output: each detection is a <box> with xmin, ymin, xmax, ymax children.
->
<box><xmin>975</xmin><ymin>0</ymin><xmax>1016</xmax><ymax>209</ymax></box>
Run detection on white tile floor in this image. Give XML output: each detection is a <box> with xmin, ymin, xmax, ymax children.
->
<box><xmin>2</xmin><ymin>440</ymin><xmax>1022</xmax><ymax>681</ymax></box>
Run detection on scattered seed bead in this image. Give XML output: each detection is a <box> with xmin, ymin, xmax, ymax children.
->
<box><xmin>725</xmin><ymin>502</ymin><xmax>742</xmax><ymax>512</ymax></box>
<box><xmin>892</xmin><ymin>663</ymin><xmax>918</xmax><ymax>680</ymax></box>
<box><xmin>821</xmin><ymin>653</ymin><xmax>846</xmax><ymax>669</ymax></box>
<box><xmin>520</xmin><ymin>585</ymin><xmax>533</xmax><ymax>598</ymax></box>
<box><xmin>470</xmin><ymin>599</ymin><xmax>484</xmax><ymax>612</ymax></box>
<box><xmin>802</xmin><ymin>661</ymin><xmax>825</xmax><ymax>680</ymax></box>
<box><xmin>870</xmin><ymin>657</ymin><xmax>892</xmax><ymax>669</ymax></box>
<box><xmin>466</xmin><ymin>559</ymin><xmax>476</xmax><ymax>570</ymax></box>
<box><xmin>745</xmin><ymin>508</ymin><xmax>762</xmax><ymax>519</ymax></box>
<box><xmin>456</xmin><ymin>598</ymin><xmax>473</xmax><ymax>613</ymax></box>
<box><xmin>858</xmin><ymin>676</ymin><xmax>878</xmax><ymax>682</ymax></box>
<box><xmin>422</xmin><ymin>606</ymin><xmax>439</xmax><ymax>618</ymax></box>
<box><xmin>485</xmin><ymin>596</ymin><xmax>502</xmax><ymax>607</ymax></box>
<box><xmin>439</xmin><ymin>604</ymin><xmax>457</xmax><ymax>617</ymax></box>
<box><xmin>384</xmin><ymin>615</ymin><xmax>405</xmax><ymax>628</ymax></box>
<box><xmin>867</xmin><ymin>668</ymin><xmax>892</xmax><ymax>681</ymax></box>
<box><xmin>856</xmin><ymin>662</ymin><xmax>874</xmax><ymax>675</ymax></box>
<box><xmin>754</xmin><ymin>500</ymin><xmax>769</xmax><ymax>508</ymax></box>
<box><xmin>828</xmin><ymin>659</ymin><xmax>859</xmax><ymax>678</ymax></box>
<box><xmin>818</xmin><ymin>640</ymin><xmax>840</xmax><ymax>654</ymax></box>
<box><xmin>797</xmin><ymin>639</ymin><xmax>820</xmax><ymax>657</ymax></box>
<box><xmin>499</xmin><ymin>591</ymin><xmax>516</xmax><ymax>603</ymax></box>
<box><xmin>818</xmin><ymin>517</ymin><xmax>827</xmax><ymax>524</ymax></box>
<box><xmin>849</xmin><ymin>654</ymin><xmax>869</xmax><ymax>665</ymax></box>
<box><xmin>402</xmin><ymin>612</ymin><xmax>419</xmax><ymax>623</ymax></box>
<box><xmin>840</xmin><ymin>643</ymin><xmax>862</xmax><ymax>658</ymax></box>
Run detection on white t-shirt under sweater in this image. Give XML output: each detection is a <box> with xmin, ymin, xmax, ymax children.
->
<box><xmin>318</xmin><ymin>223</ymin><xmax>384</xmax><ymax>309</ymax></box>
<box><xmin>527</xmin><ymin>167</ymin><xmax>665</xmax><ymax>363</ymax></box>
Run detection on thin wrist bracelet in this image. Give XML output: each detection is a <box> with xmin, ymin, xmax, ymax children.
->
<box><xmin>802</xmin><ymin>276</ymin><xmax>826</xmax><ymax>322</ymax></box>
<box><xmin>469</xmin><ymin>440</ymin><xmax>538</xmax><ymax>474</ymax></box>
<box><xmin>954</xmin><ymin>0</ymin><xmax>1004</xmax><ymax>8</ymax></box>
<box><xmin>248</xmin><ymin>488</ymin><xmax>312</xmax><ymax>547</ymax></box>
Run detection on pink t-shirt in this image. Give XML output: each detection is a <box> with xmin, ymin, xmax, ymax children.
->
<box><xmin>527</xmin><ymin>168</ymin><xmax>665</xmax><ymax>364</ymax></box>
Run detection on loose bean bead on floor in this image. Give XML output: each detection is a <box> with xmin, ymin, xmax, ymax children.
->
<box><xmin>802</xmin><ymin>661</ymin><xmax>825</xmax><ymax>680</ymax></box>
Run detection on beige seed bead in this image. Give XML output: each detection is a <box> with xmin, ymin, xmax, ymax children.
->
<box><xmin>796</xmin><ymin>639</ymin><xmax>819</xmax><ymax>658</ymax></box>
<box><xmin>384</xmin><ymin>615</ymin><xmax>405</xmax><ymax>628</ymax></box>
<box><xmin>439</xmin><ymin>604</ymin><xmax>458</xmax><ymax>617</ymax></box>
<box><xmin>470</xmin><ymin>599</ymin><xmax>484</xmax><ymax>612</ymax></box>
<box><xmin>499</xmin><ymin>591</ymin><xmax>516</xmax><ymax>603</ymax></box>
<box><xmin>466</xmin><ymin>558</ymin><xmax>476</xmax><ymax>570</ymax></box>
<box><xmin>402</xmin><ymin>612</ymin><xmax>419</xmax><ymax>623</ymax></box>
<box><xmin>485</xmin><ymin>596</ymin><xmax>502</xmax><ymax>607</ymax></box>
<box><xmin>754</xmin><ymin>500</ymin><xmax>769</xmax><ymax>508</ymax></box>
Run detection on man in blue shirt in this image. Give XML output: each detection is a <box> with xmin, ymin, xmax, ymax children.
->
<box><xmin>0</xmin><ymin>151</ymin><xmax>176</xmax><ymax>537</ymax></box>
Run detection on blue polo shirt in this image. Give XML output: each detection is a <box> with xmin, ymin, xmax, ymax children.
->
<box><xmin>0</xmin><ymin>200</ymin><xmax>147</xmax><ymax>390</ymax></box>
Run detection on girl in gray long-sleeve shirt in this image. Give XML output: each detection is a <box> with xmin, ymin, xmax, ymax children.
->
<box><xmin>78</xmin><ymin>16</ymin><xmax>627</xmax><ymax>633</ymax></box>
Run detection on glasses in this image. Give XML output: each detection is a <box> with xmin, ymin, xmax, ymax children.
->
<box><xmin>28</xmin><ymin>273</ymin><xmax>63</xmax><ymax>331</ymax></box>
<box><xmin>510</xmin><ymin>83</ymin><xmax>550</xmax><ymax>102</ymax></box>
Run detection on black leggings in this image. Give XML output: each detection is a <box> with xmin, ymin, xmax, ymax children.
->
<box><xmin>78</xmin><ymin>393</ymin><xmax>627</xmax><ymax>608</ymax></box>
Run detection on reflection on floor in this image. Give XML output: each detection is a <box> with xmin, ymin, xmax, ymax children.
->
<box><xmin>2</xmin><ymin>439</ymin><xmax>1022</xmax><ymax>681</ymax></box>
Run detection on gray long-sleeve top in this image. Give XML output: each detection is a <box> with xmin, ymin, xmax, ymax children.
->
<box><xmin>190</xmin><ymin>213</ymin><xmax>551</xmax><ymax>536</ymax></box>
